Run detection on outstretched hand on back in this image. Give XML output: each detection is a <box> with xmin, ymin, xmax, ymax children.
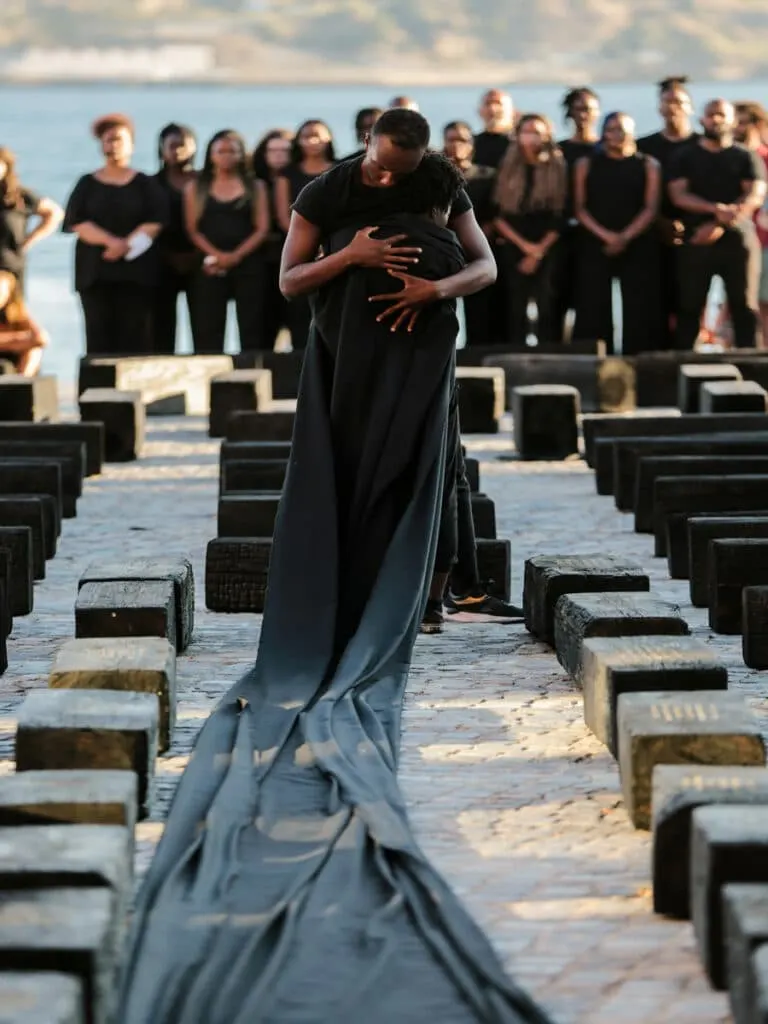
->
<box><xmin>368</xmin><ymin>270</ymin><xmax>440</xmax><ymax>334</ymax></box>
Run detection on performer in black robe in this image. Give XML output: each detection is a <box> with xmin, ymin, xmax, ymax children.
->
<box><xmin>119</xmin><ymin>111</ymin><xmax>551</xmax><ymax>1024</ymax></box>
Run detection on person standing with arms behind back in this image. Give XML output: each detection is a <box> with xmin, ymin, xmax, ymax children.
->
<box><xmin>63</xmin><ymin>114</ymin><xmax>167</xmax><ymax>356</ymax></box>
<box><xmin>474</xmin><ymin>89</ymin><xmax>515</xmax><ymax>170</ymax></box>
<box><xmin>669</xmin><ymin>99</ymin><xmax>767</xmax><ymax>350</ymax></box>
<box><xmin>185</xmin><ymin>129</ymin><xmax>269</xmax><ymax>354</ymax></box>
<box><xmin>152</xmin><ymin>123</ymin><xmax>198</xmax><ymax>354</ymax></box>
<box><xmin>637</xmin><ymin>77</ymin><xmax>698</xmax><ymax>349</ymax></box>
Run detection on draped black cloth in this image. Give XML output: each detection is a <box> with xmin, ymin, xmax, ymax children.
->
<box><xmin>119</xmin><ymin>214</ymin><xmax>552</xmax><ymax>1024</ymax></box>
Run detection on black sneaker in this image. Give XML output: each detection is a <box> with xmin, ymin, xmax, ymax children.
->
<box><xmin>444</xmin><ymin>591</ymin><xmax>524</xmax><ymax>621</ymax></box>
<box><xmin>420</xmin><ymin>598</ymin><xmax>444</xmax><ymax>634</ymax></box>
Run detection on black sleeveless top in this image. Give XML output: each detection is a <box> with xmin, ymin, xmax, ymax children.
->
<box><xmin>197</xmin><ymin>188</ymin><xmax>259</xmax><ymax>274</ymax></box>
<box><xmin>582</xmin><ymin>150</ymin><xmax>650</xmax><ymax>234</ymax></box>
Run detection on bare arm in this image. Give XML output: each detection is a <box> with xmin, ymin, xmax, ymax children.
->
<box><xmin>434</xmin><ymin>210</ymin><xmax>497</xmax><ymax>299</ymax></box>
<box><xmin>621</xmin><ymin>157</ymin><xmax>660</xmax><ymax>242</ymax></box>
<box><xmin>574</xmin><ymin>157</ymin><xmax>615</xmax><ymax>244</ymax></box>
<box><xmin>275</xmin><ymin>176</ymin><xmax>293</xmax><ymax>234</ymax></box>
<box><xmin>70</xmin><ymin>222</ymin><xmax>122</xmax><ymax>247</ymax></box>
<box><xmin>23</xmin><ymin>197</ymin><xmax>63</xmax><ymax>250</ymax></box>
<box><xmin>735</xmin><ymin>176</ymin><xmax>767</xmax><ymax>220</ymax></box>
<box><xmin>128</xmin><ymin>222</ymin><xmax>163</xmax><ymax>242</ymax></box>
<box><xmin>668</xmin><ymin>176</ymin><xmax>722</xmax><ymax>217</ymax></box>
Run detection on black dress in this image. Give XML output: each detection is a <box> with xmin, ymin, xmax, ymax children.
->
<box><xmin>63</xmin><ymin>172</ymin><xmax>168</xmax><ymax>356</ymax></box>
<box><xmin>554</xmin><ymin>138</ymin><xmax>597</xmax><ymax>330</ymax></box>
<box><xmin>152</xmin><ymin>170</ymin><xmax>200</xmax><ymax>354</ymax></box>
<box><xmin>573</xmin><ymin>150</ymin><xmax>661</xmax><ymax>355</ymax></box>
<box><xmin>118</xmin><ymin>159</ymin><xmax>552</xmax><ymax>1024</ymax></box>
<box><xmin>281</xmin><ymin>164</ymin><xmax>328</xmax><ymax>351</ymax></box>
<box><xmin>193</xmin><ymin>185</ymin><xmax>262</xmax><ymax>354</ymax></box>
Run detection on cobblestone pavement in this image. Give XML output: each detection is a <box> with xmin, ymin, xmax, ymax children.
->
<box><xmin>3</xmin><ymin>411</ymin><xmax>753</xmax><ymax>1023</ymax></box>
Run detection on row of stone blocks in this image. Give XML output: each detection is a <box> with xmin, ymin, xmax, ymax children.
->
<box><xmin>0</xmin><ymin>557</ymin><xmax>195</xmax><ymax>1020</ymax></box>
<box><xmin>523</xmin><ymin>553</ymin><xmax>768</xmax><ymax>1021</ymax></box>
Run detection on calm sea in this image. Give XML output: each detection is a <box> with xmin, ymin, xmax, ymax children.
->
<box><xmin>2</xmin><ymin>79</ymin><xmax>766</xmax><ymax>383</ymax></box>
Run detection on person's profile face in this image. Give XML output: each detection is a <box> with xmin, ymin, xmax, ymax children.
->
<box><xmin>101</xmin><ymin>126</ymin><xmax>133</xmax><ymax>162</ymax></box>
<box><xmin>364</xmin><ymin>135</ymin><xmax>424</xmax><ymax>186</ymax></box>
<box><xmin>211</xmin><ymin>136</ymin><xmax>242</xmax><ymax>171</ymax></box>
<box><xmin>265</xmin><ymin>136</ymin><xmax>292</xmax><ymax>171</ymax></box>
<box><xmin>299</xmin><ymin>122</ymin><xmax>332</xmax><ymax>158</ymax></box>
<box><xmin>443</xmin><ymin>126</ymin><xmax>474</xmax><ymax>163</ymax></box>
<box><xmin>701</xmin><ymin>100</ymin><xmax>734</xmax><ymax>140</ymax></box>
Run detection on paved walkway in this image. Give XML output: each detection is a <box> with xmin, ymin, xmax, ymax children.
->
<box><xmin>3</xmin><ymin>412</ymin><xmax>752</xmax><ymax>1024</ymax></box>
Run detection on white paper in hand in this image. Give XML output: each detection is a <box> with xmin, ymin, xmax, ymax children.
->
<box><xmin>124</xmin><ymin>231</ymin><xmax>153</xmax><ymax>262</ymax></box>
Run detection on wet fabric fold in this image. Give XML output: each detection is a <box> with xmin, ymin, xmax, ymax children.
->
<box><xmin>119</xmin><ymin>214</ymin><xmax>552</xmax><ymax>1024</ymax></box>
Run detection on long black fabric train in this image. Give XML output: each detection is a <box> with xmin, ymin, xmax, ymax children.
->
<box><xmin>119</xmin><ymin>213</ymin><xmax>552</xmax><ymax>1024</ymax></box>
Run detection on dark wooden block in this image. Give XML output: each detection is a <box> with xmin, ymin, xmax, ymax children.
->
<box><xmin>709</xmin><ymin>538</ymin><xmax>768</xmax><ymax>634</ymax></box>
<box><xmin>205</xmin><ymin>537</ymin><xmax>272</xmax><ymax>613</ymax></box>
<box><xmin>16</xmin><ymin>689</ymin><xmax>159</xmax><ymax>819</ymax></box>
<box><xmin>218</xmin><ymin>493</ymin><xmax>281</xmax><ymax>539</ymax></box>
<box><xmin>0</xmin><ymin>525</ymin><xmax>33</xmax><ymax>616</ymax></box>
<box><xmin>0</xmin><ymin>498</ymin><xmax>46</xmax><ymax>579</ymax></box>
<box><xmin>523</xmin><ymin>554</ymin><xmax>650</xmax><ymax>645</ymax></box>
<box><xmin>220</xmin><ymin>440</ymin><xmax>292</xmax><ymax>464</ymax></box>
<box><xmin>0</xmin><ymin>455</ymin><xmax>79</xmax><ymax>519</ymax></box>
<box><xmin>485</xmin><ymin>353</ymin><xmax>633</xmax><ymax>413</ymax></box>
<box><xmin>689</xmin><ymin>516</ymin><xmax>768</xmax><ymax>604</ymax></box>
<box><xmin>0</xmin><ymin>440</ymin><xmax>86</xmax><ymax>495</ymax></box>
<box><xmin>0</xmin><ymin>422</ymin><xmax>103</xmax><ymax>476</ymax></box>
<box><xmin>220</xmin><ymin>459</ymin><xmax>288</xmax><ymax>494</ymax></box>
<box><xmin>0</xmin><ymin>971</ymin><xmax>84</xmax><ymax>1024</ymax></box>
<box><xmin>226</xmin><ymin>410</ymin><xmax>295</xmax><ymax>443</ymax></box>
<box><xmin>8</xmin><ymin>494</ymin><xmax>57</xmax><ymax>559</ymax></box>
<box><xmin>582</xmin><ymin>636</ymin><xmax>728</xmax><ymax>756</ymax></box>
<box><xmin>470</xmin><ymin>492</ymin><xmax>496</xmax><ymax>540</ymax></box>
<box><xmin>0</xmin><ymin>888</ymin><xmax>117</xmax><ymax>1024</ymax></box>
<box><xmin>512</xmin><ymin>384</ymin><xmax>579</xmax><ymax>460</ymax></box>
<box><xmin>618</xmin><ymin>693</ymin><xmax>765</xmax><ymax>830</ymax></box>
<box><xmin>743</xmin><ymin>586</ymin><xmax>768</xmax><ymax>668</ymax></box>
<box><xmin>78</xmin><ymin>389</ymin><xmax>144</xmax><ymax>462</ymax></box>
<box><xmin>0</xmin><ymin>769</ymin><xmax>137</xmax><ymax>831</ymax></box>
<box><xmin>475</xmin><ymin>538</ymin><xmax>511</xmax><ymax>601</ymax></box>
<box><xmin>635</xmin><ymin>456</ymin><xmax>768</xmax><ymax>533</ymax></box>
<box><xmin>725</xmin><ymin>884</ymin><xmax>768</xmax><ymax>1023</ymax></box>
<box><xmin>78</xmin><ymin>557</ymin><xmax>194</xmax><ymax>652</ymax></box>
<box><xmin>652</xmin><ymin>475</ymin><xmax>768</xmax><ymax>557</ymax></box>
<box><xmin>678</xmin><ymin>362</ymin><xmax>742</xmax><ymax>414</ymax></box>
<box><xmin>582</xmin><ymin>412</ymin><xmax>768</xmax><ymax>469</ymax></box>
<box><xmin>456</xmin><ymin>367</ymin><xmax>505</xmax><ymax>434</ymax></box>
<box><xmin>237</xmin><ymin>349</ymin><xmax>305</xmax><ymax>399</ymax></box>
<box><xmin>464</xmin><ymin>457</ymin><xmax>480</xmax><ymax>493</ymax></box>
<box><xmin>692</xmin><ymin>805</ymin><xmax>768</xmax><ymax>989</ymax></box>
<box><xmin>553</xmin><ymin>592</ymin><xmax>689</xmax><ymax>681</ymax></box>
<box><xmin>701</xmin><ymin>380</ymin><xmax>767</xmax><ymax>414</ymax></box>
<box><xmin>75</xmin><ymin>580</ymin><xmax>176</xmax><ymax>649</ymax></box>
<box><xmin>611</xmin><ymin>433</ymin><xmax>768</xmax><ymax>511</ymax></box>
<box><xmin>651</xmin><ymin>766</ymin><xmax>768</xmax><ymax>920</ymax></box>
<box><xmin>208</xmin><ymin>369</ymin><xmax>273</xmax><ymax>437</ymax></box>
<box><xmin>0</xmin><ymin>375</ymin><xmax>58</xmax><ymax>421</ymax></box>
<box><xmin>0</xmin><ymin>462</ymin><xmax>62</xmax><ymax>529</ymax></box>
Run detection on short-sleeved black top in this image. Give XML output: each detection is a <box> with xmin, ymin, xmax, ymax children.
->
<box><xmin>0</xmin><ymin>188</ymin><xmax>41</xmax><ymax>277</ymax></box>
<box><xmin>292</xmin><ymin>157</ymin><xmax>472</xmax><ymax>246</ymax></box>
<box><xmin>581</xmin><ymin>151</ymin><xmax>651</xmax><ymax>234</ymax></box>
<box><xmin>637</xmin><ymin>131</ymin><xmax>699</xmax><ymax>218</ymax></box>
<box><xmin>667</xmin><ymin>141</ymin><xmax>766</xmax><ymax>235</ymax></box>
<box><xmin>473</xmin><ymin>132</ymin><xmax>510</xmax><ymax>170</ymax></box>
<box><xmin>63</xmin><ymin>172</ymin><xmax>168</xmax><ymax>291</ymax></box>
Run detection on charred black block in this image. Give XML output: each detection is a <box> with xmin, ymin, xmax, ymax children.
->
<box><xmin>226</xmin><ymin>411</ymin><xmax>295</xmax><ymax>443</ymax></box>
<box><xmin>217</xmin><ymin>493</ymin><xmax>281</xmax><ymax>539</ymax></box>
<box><xmin>701</xmin><ymin>380</ymin><xmax>767</xmax><ymax>414</ymax></box>
<box><xmin>205</xmin><ymin>537</ymin><xmax>272</xmax><ymax>614</ymax></box>
<box><xmin>708</xmin><ymin>539</ymin><xmax>768</xmax><ymax>634</ymax></box>
<box><xmin>75</xmin><ymin>580</ymin><xmax>176</xmax><ymax>648</ymax></box>
<box><xmin>688</xmin><ymin>516</ymin><xmax>768</xmax><ymax>605</ymax></box>
<box><xmin>470</xmin><ymin>492</ymin><xmax>496</xmax><ymax>540</ymax></box>
<box><xmin>0</xmin><ymin>440</ymin><xmax>85</xmax><ymax>492</ymax></box>
<box><xmin>219</xmin><ymin>441</ymin><xmax>292</xmax><ymax>466</ymax></box>
<box><xmin>0</xmin><ymin>376</ymin><xmax>58</xmax><ymax>422</ymax></box>
<box><xmin>485</xmin><ymin>353</ymin><xmax>633</xmax><ymax>414</ymax></box>
<box><xmin>208</xmin><ymin>369</ymin><xmax>273</xmax><ymax>438</ymax></box>
<box><xmin>652</xmin><ymin>766</ymin><xmax>768</xmax><ymax>920</ymax></box>
<box><xmin>0</xmin><ymin>462</ymin><xmax>62</xmax><ymax>529</ymax></box>
<box><xmin>237</xmin><ymin>350</ymin><xmax>305</xmax><ymax>399</ymax></box>
<box><xmin>512</xmin><ymin>385</ymin><xmax>579</xmax><ymax>460</ymax></box>
<box><xmin>475</xmin><ymin>538</ymin><xmax>511</xmax><ymax>601</ymax></box>
<box><xmin>0</xmin><ymin>499</ymin><xmax>46</xmax><ymax>579</ymax></box>
<box><xmin>651</xmin><ymin>475</ymin><xmax>768</xmax><ymax>557</ymax></box>
<box><xmin>678</xmin><ymin>363</ymin><xmax>742</xmax><ymax>414</ymax></box>
<box><xmin>220</xmin><ymin>460</ymin><xmax>287</xmax><ymax>494</ymax></box>
<box><xmin>743</xmin><ymin>586</ymin><xmax>768</xmax><ymax>669</ymax></box>
<box><xmin>0</xmin><ymin>526</ymin><xmax>33</xmax><ymax>616</ymax></box>
<box><xmin>0</xmin><ymin>454</ymin><xmax>80</xmax><ymax>519</ymax></box>
<box><xmin>78</xmin><ymin>389</ymin><xmax>144</xmax><ymax>462</ymax></box>
<box><xmin>456</xmin><ymin>367</ymin><xmax>505</xmax><ymax>434</ymax></box>
<box><xmin>0</xmin><ymin>422</ymin><xmax>104</xmax><ymax>476</ymax></box>
<box><xmin>523</xmin><ymin>554</ymin><xmax>649</xmax><ymax>645</ymax></box>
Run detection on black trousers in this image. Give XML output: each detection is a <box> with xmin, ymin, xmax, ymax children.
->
<box><xmin>657</xmin><ymin>240</ymin><xmax>679</xmax><ymax>351</ymax></box>
<box><xmin>497</xmin><ymin>242</ymin><xmax>558</xmax><ymax>346</ymax></box>
<box><xmin>248</xmin><ymin>259</ymin><xmax>289</xmax><ymax>353</ymax></box>
<box><xmin>152</xmin><ymin>270</ymin><xmax>196</xmax><ymax>355</ymax></box>
<box><xmin>464</xmin><ymin>245</ymin><xmax>504</xmax><ymax>347</ymax></box>
<box><xmin>675</xmin><ymin>228</ymin><xmax>761</xmax><ymax>350</ymax></box>
<box><xmin>435</xmin><ymin>386</ymin><xmax>480</xmax><ymax>592</ymax></box>
<box><xmin>79</xmin><ymin>281</ymin><xmax>153</xmax><ymax>356</ymax></box>
<box><xmin>193</xmin><ymin>271</ymin><xmax>260</xmax><ymax>355</ymax></box>
<box><xmin>573</xmin><ymin>236</ymin><xmax>662</xmax><ymax>355</ymax></box>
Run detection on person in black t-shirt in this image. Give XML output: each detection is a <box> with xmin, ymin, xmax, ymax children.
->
<box><xmin>152</xmin><ymin>123</ymin><xmax>198</xmax><ymax>354</ymax></box>
<box><xmin>555</xmin><ymin>87</ymin><xmax>600</xmax><ymax>334</ymax></box>
<box><xmin>573</xmin><ymin>112</ymin><xmax>662</xmax><ymax>354</ymax></box>
<box><xmin>668</xmin><ymin>98</ymin><xmax>767</xmax><ymax>349</ymax></box>
<box><xmin>492</xmin><ymin>114</ymin><xmax>567</xmax><ymax>346</ymax></box>
<box><xmin>184</xmin><ymin>129</ymin><xmax>269</xmax><ymax>354</ymax></box>
<box><xmin>275</xmin><ymin>120</ymin><xmax>337</xmax><ymax>351</ymax></box>
<box><xmin>637</xmin><ymin>76</ymin><xmax>698</xmax><ymax>348</ymax></box>
<box><xmin>0</xmin><ymin>146</ymin><xmax>62</xmax><ymax>297</ymax></box>
<box><xmin>251</xmin><ymin>129</ymin><xmax>294</xmax><ymax>351</ymax></box>
<box><xmin>63</xmin><ymin>113</ymin><xmax>168</xmax><ymax>356</ymax></box>
<box><xmin>473</xmin><ymin>89</ymin><xmax>514</xmax><ymax>170</ymax></box>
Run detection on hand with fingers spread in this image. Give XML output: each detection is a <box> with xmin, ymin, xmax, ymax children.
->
<box><xmin>368</xmin><ymin>270</ymin><xmax>440</xmax><ymax>333</ymax></box>
<box><xmin>346</xmin><ymin>226</ymin><xmax>422</xmax><ymax>272</ymax></box>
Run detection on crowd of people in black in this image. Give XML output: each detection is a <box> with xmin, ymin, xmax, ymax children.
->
<box><xmin>1</xmin><ymin>81</ymin><xmax>768</xmax><ymax>373</ymax></box>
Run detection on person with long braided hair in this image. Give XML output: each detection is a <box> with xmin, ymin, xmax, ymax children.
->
<box><xmin>492</xmin><ymin>113</ymin><xmax>566</xmax><ymax>345</ymax></box>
